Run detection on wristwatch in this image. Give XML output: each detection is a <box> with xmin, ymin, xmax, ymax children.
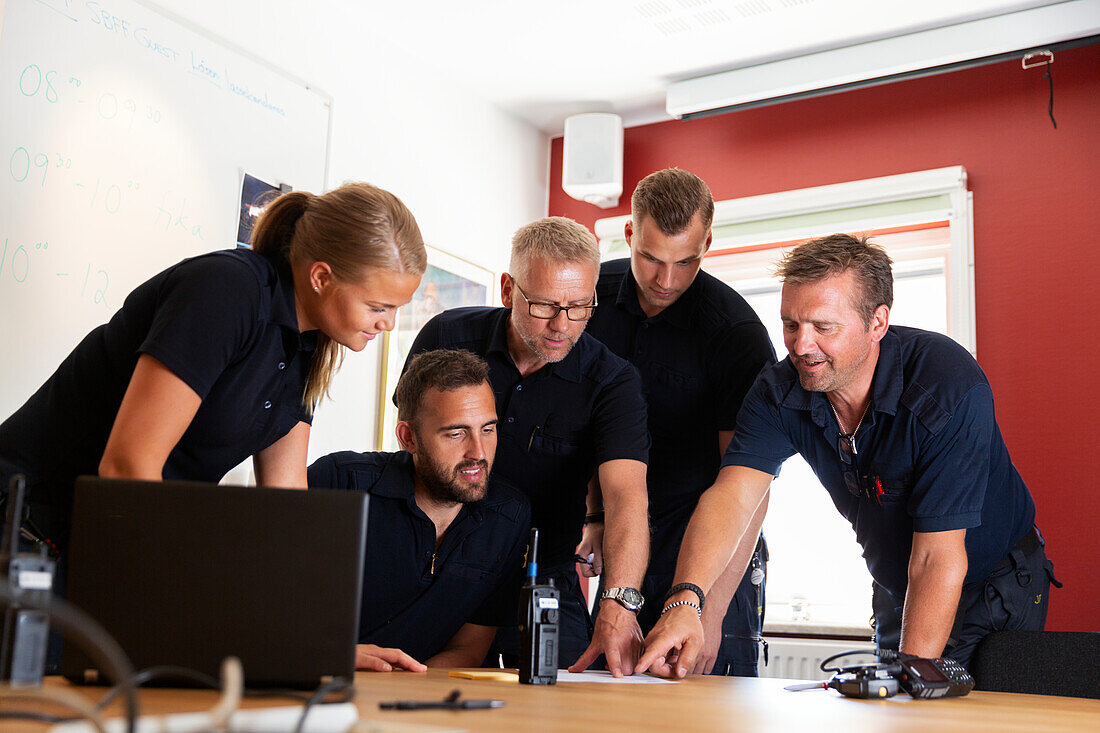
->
<box><xmin>600</xmin><ymin>586</ymin><xmax>645</xmax><ymax>612</ymax></box>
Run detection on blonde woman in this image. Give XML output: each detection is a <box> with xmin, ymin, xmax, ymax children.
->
<box><xmin>0</xmin><ymin>182</ymin><xmax>425</xmax><ymax>558</ymax></box>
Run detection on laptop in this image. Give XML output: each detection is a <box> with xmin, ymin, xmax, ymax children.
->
<box><xmin>62</xmin><ymin>476</ymin><xmax>367</xmax><ymax>689</ymax></box>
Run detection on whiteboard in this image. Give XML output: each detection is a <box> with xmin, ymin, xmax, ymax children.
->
<box><xmin>0</xmin><ymin>0</ymin><xmax>332</xmax><ymax>420</ymax></box>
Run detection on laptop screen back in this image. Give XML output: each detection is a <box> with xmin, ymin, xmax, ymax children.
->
<box><xmin>62</xmin><ymin>476</ymin><xmax>367</xmax><ymax>688</ymax></box>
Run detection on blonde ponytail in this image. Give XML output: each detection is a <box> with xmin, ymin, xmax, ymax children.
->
<box><xmin>251</xmin><ymin>183</ymin><xmax>426</xmax><ymax>414</ymax></box>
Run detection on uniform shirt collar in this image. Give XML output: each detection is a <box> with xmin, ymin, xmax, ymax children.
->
<box><xmin>487</xmin><ymin>307</ymin><xmax>583</xmax><ymax>384</ymax></box>
<box><xmin>264</xmin><ymin>252</ymin><xmax>318</xmax><ymax>351</ymax></box>
<box><xmin>370</xmin><ymin>451</ymin><xmax>418</xmax><ymax>500</ymax></box>
<box><xmin>268</xmin><ymin>253</ymin><xmax>300</xmax><ymax>331</ymax></box>
<box><xmin>870</xmin><ymin>328</ymin><xmax>904</xmax><ymax>416</ymax></box>
<box><xmin>613</xmin><ymin>263</ymin><xmax>697</xmax><ymax>329</ymax></box>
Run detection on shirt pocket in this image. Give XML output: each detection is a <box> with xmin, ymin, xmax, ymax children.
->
<box><xmin>652</xmin><ymin>362</ymin><xmax>701</xmax><ymax>394</ymax></box>
<box><xmin>530</xmin><ymin>424</ymin><xmax>586</xmax><ymax>457</ymax></box>
<box><xmin>442</xmin><ymin>560</ymin><xmax>497</xmax><ymax>586</ymax></box>
<box><xmin>870</xmin><ymin>463</ymin><xmax>913</xmax><ymax>504</ymax></box>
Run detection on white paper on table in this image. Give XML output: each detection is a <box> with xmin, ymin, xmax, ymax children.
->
<box><xmin>555</xmin><ymin>671</ymin><xmax>678</xmax><ymax>684</ymax></box>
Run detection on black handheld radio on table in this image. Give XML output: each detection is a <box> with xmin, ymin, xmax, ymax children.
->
<box><xmin>517</xmin><ymin>528</ymin><xmax>558</xmax><ymax>685</ymax></box>
<box><xmin>786</xmin><ymin>648</ymin><xmax>974</xmax><ymax>699</ymax></box>
<box><xmin>1</xmin><ymin>475</ymin><xmax>56</xmax><ymax>687</ymax></box>
<box><xmin>894</xmin><ymin>653</ymin><xmax>975</xmax><ymax>698</ymax></box>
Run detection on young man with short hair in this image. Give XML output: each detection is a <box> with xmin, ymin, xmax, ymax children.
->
<box><xmin>585</xmin><ymin>168</ymin><xmax>775</xmax><ymax>676</ymax></box>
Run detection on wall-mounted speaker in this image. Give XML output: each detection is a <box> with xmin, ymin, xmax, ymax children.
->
<box><xmin>562</xmin><ymin>113</ymin><xmax>623</xmax><ymax>209</ymax></box>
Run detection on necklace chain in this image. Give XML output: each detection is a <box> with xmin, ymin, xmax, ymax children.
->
<box><xmin>830</xmin><ymin>400</ymin><xmax>870</xmax><ymax>454</ymax></box>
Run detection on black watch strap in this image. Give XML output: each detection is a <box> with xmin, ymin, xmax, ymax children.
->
<box><xmin>664</xmin><ymin>582</ymin><xmax>705</xmax><ymax>611</ymax></box>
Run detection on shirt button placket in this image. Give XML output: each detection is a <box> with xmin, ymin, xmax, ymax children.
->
<box><xmin>507</xmin><ymin>384</ymin><xmax>523</xmax><ymax>423</ymax></box>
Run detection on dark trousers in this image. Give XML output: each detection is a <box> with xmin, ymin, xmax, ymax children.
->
<box><xmin>594</xmin><ymin>535</ymin><xmax>768</xmax><ymax>676</ymax></box>
<box><xmin>873</xmin><ymin>527</ymin><xmax>1060</xmax><ymax>670</ymax></box>
<box><xmin>487</xmin><ymin>563</ymin><xmax>593</xmax><ymax>669</ymax></box>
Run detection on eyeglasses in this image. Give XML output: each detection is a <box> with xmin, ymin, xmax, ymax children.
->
<box><xmin>837</xmin><ymin>434</ymin><xmax>885</xmax><ymax>505</ymax></box>
<box><xmin>836</xmin><ymin>434</ymin><xmax>863</xmax><ymax>498</ymax></box>
<box><xmin>513</xmin><ymin>281</ymin><xmax>597</xmax><ymax>321</ymax></box>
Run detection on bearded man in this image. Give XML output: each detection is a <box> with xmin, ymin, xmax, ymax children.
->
<box><xmin>308</xmin><ymin>348</ymin><xmax>530</xmax><ymax>671</ymax></box>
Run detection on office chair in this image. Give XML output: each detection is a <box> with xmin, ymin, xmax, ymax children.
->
<box><xmin>970</xmin><ymin>630</ymin><xmax>1100</xmax><ymax>699</ymax></box>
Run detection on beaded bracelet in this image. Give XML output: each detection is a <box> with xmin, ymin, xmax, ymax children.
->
<box><xmin>661</xmin><ymin>600</ymin><xmax>702</xmax><ymax>618</ymax></box>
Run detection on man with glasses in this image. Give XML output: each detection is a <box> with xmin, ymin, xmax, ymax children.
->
<box><xmin>584</xmin><ymin>168</ymin><xmax>775</xmax><ymax>677</ymax></box>
<box><xmin>406</xmin><ymin>217</ymin><xmax>651</xmax><ymax>676</ymax></box>
<box><xmin>638</xmin><ymin>234</ymin><xmax>1058</xmax><ymax>677</ymax></box>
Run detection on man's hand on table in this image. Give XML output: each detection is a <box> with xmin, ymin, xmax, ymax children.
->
<box><xmin>568</xmin><ymin>600</ymin><xmax>645</xmax><ymax>677</ymax></box>
<box><xmin>356</xmin><ymin>644</ymin><xmax>427</xmax><ymax>672</ymax></box>
<box><xmin>635</xmin><ymin>603</ymin><xmax>705</xmax><ymax>679</ymax></box>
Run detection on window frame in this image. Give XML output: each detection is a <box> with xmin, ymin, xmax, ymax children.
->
<box><xmin>595</xmin><ymin>165</ymin><xmax>975</xmax><ymax>355</ymax></box>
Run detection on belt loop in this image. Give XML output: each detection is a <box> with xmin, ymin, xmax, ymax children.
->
<box><xmin>1010</xmin><ymin>548</ymin><xmax>1032</xmax><ymax>586</ymax></box>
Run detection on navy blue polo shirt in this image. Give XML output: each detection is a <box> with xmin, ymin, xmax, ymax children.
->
<box><xmin>307</xmin><ymin>450</ymin><xmax>531</xmax><ymax>661</ymax></box>
<box><xmin>587</xmin><ymin>259</ymin><xmax>775</xmax><ymax>573</ymax></box>
<box><xmin>407</xmin><ymin>307</ymin><xmax>650</xmax><ymax>567</ymax></box>
<box><xmin>723</xmin><ymin>326</ymin><xmax>1036</xmax><ymax>597</ymax></box>
<box><xmin>0</xmin><ymin>248</ymin><xmax>315</xmax><ymax>509</ymax></box>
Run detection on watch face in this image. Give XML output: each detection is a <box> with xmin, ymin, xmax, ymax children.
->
<box><xmin>603</xmin><ymin>587</ymin><xmax>644</xmax><ymax>609</ymax></box>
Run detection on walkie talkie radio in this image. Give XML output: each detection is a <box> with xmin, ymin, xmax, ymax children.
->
<box><xmin>894</xmin><ymin>653</ymin><xmax>975</xmax><ymax>698</ymax></box>
<box><xmin>786</xmin><ymin>648</ymin><xmax>974</xmax><ymax>700</ymax></box>
<box><xmin>1</xmin><ymin>475</ymin><xmax>55</xmax><ymax>687</ymax></box>
<box><xmin>518</xmin><ymin>528</ymin><xmax>558</xmax><ymax>685</ymax></box>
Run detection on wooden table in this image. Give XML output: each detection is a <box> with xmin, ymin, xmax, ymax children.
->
<box><xmin>18</xmin><ymin>669</ymin><xmax>1100</xmax><ymax>732</ymax></box>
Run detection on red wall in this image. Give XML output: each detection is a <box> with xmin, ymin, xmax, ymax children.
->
<box><xmin>548</xmin><ymin>45</ymin><xmax>1100</xmax><ymax>632</ymax></box>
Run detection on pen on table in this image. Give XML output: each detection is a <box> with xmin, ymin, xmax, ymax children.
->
<box><xmin>380</xmin><ymin>699</ymin><xmax>505</xmax><ymax>710</ymax></box>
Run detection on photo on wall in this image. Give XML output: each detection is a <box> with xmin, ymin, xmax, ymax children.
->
<box><xmin>236</xmin><ymin>173</ymin><xmax>284</xmax><ymax>247</ymax></box>
<box><xmin>376</xmin><ymin>245</ymin><xmax>495</xmax><ymax>450</ymax></box>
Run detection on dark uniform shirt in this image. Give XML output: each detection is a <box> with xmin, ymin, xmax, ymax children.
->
<box><xmin>587</xmin><ymin>259</ymin><xmax>775</xmax><ymax>573</ymax></box>
<box><xmin>407</xmin><ymin>307</ymin><xmax>649</xmax><ymax>567</ymax></box>
<box><xmin>307</xmin><ymin>450</ymin><xmax>531</xmax><ymax>661</ymax></box>
<box><xmin>724</xmin><ymin>326</ymin><xmax>1036</xmax><ymax>598</ymax></box>
<box><xmin>0</xmin><ymin>248</ymin><xmax>315</xmax><ymax>512</ymax></box>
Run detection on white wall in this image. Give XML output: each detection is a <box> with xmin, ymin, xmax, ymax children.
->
<box><xmin>149</xmin><ymin>0</ymin><xmax>549</xmax><ymax>464</ymax></box>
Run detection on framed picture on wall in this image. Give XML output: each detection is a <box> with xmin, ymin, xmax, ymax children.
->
<box><xmin>236</xmin><ymin>172</ymin><xmax>284</xmax><ymax>247</ymax></box>
<box><xmin>375</xmin><ymin>245</ymin><xmax>496</xmax><ymax>450</ymax></box>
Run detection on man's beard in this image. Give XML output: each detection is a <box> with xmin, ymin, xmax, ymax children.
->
<box><xmin>418</xmin><ymin>453</ymin><xmax>490</xmax><ymax>504</ymax></box>
<box><xmin>516</xmin><ymin>325</ymin><xmax>577</xmax><ymax>363</ymax></box>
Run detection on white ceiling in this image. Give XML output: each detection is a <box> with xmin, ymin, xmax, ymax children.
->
<box><xmin>355</xmin><ymin>0</ymin><xmax>1069</xmax><ymax>133</ymax></box>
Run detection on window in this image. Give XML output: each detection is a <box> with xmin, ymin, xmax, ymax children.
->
<box><xmin>595</xmin><ymin>167</ymin><xmax>974</xmax><ymax>633</ymax></box>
